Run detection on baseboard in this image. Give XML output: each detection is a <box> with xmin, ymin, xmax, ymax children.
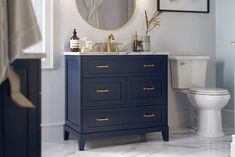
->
<box><xmin>222</xmin><ymin>109</ymin><xmax>234</xmax><ymax>129</ymax></box>
<box><xmin>41</xmin><ymin>122</ymin><xmax>65</xmax><ymax>128</ymax></box>
<box><xmin>168</xmin><ymin>111</ymin><xmax>191</xmax><ymax>129</ymax></box>
<box><xmin>41</xmin><ymin>122</ymin><xmax>65</xmax><ymax>142</ymax></box>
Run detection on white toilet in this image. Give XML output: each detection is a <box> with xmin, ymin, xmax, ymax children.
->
<box><xmin>169</xmin><ymin>56</ymin><xmax>230</xmax><ymax>137</ymax></box>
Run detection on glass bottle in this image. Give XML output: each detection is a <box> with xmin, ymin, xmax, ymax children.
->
<box><xmin>133</xmin><ymin>31</ymin><xmax>138</xmax><ymax>52</ymax></box>
<box><xmin>70</xmin><ymin>29</ymin><xmax>80</xmax><ymax>52</ymax></box>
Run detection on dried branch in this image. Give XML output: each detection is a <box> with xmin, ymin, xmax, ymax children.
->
<box><xmin>145</xmin><ymin>10</ymin><xmax>162</xmax><ymax>35</ymax></box>
<box><xmin>149</xmin><ymin>11</ymin><xmax>161</xmax><ymax>24</ymax></box>
<box><xmin>145</xmin><ymin>10</ymin><xmax>149</xmax><ymax>35</ymax></box>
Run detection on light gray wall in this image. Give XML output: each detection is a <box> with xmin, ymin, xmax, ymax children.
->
<box><xmin>216</xmin><ymin>0</ymin><xmax>235</xmax><ymax>128</ymax></box>
<box><xmin>216</xmin><ymin>0</ymin><xmax>235</xmax><ymax>110</ymax></box>
<box><xmin>41</xmin><ymin>0</ymin><xmax>216</xmax><ymax>142</ymax></box>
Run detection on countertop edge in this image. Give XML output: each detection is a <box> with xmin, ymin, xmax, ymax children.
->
<box><xmin>16</xmin><ymin>53</ymin><xmax>46</xmax><ymax>59</ymax></box>
<box><xmin>63</xmin><ymin>51</ymin><xmax>170</xmax><ymax>56</ymax></box>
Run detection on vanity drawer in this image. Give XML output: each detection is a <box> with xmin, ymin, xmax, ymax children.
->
<box><xmin>82</xmin><ymin>57</ymin><xmax>127</xmax><ymax>76</ymax></box>
<box><xmin>127</xmin><ymin>76</ymin><xmax>167</xmax><ymax>104</ymax></box>
<box><xmin>83</xmin><ymin>78</ymin><xmax>126</xmax><ymax>107</ymax></box>
<box><xmin>127</xmin><ymin>57</ymin><xmax>167</xmax><ymax>75</ymax></box>
<box><xmin>83</xmin><ymin>105</ymin><xmax>166</xmax><ymax>133</ymax></box>
<box><xmin>82</xmin><ymin>56</ymin><xmax>167</xmax><ymax>77</ymax></box>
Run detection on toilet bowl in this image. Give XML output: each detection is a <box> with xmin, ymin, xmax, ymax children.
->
<box><xmin>169</xmin><ymin>55</ymin><xmax>231</xmax><ymax>138</ymax></box>
<box><xmin>186</xmin><ymin>88</ymin><xmax>230</xmax><ymax>137</ymax></box>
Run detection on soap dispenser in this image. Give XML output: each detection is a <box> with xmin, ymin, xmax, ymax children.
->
<box><xmin>70</xmin><ymin>29</ymin><xmax>80</xmax><ymax>52</ymax></box>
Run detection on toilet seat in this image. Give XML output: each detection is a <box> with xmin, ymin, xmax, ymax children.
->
<box><xmin>188</xmin><ymin>88</ymin><xmax>230</xmax><ymax>95</ymax></box>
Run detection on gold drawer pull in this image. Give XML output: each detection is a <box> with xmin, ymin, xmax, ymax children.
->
<box><xmin>144</xmin><ymin>87</ymin><xmax>155</xmax><ymax>91</ymax></box>
<box><xmin>144</xmin><ymin>114</ymin><xmax>156</xmax><ymax>118</ymax></box>
<box><xmin>96</xmin><ymin>89</ymin><xmax>110</xmax><ymax>93</ymax></box>
<box><xmin>96</xmin><ymin>65</ymin><xmax>110</xmax><ymax>69</ymax></box>
<box><xmin>96</xmin><ymin>117</ymin><xmax>109</xmax><ymax>122</ymax></box>
<box><xmin>143</xmin><ymin>64</ymin><xmax>155</xmax><ymax>68</ymax></box>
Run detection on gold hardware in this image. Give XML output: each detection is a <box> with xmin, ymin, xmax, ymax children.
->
<box><xmin>94</xmin><ymin>42</ymin><xmax>122</xmax><ymax>52</ymax></box>
<box><xmin>143</xmin><ymin>87</ymin><xmax>155</xmax><ymax>91</ymax></box>
<box><xmin>143</xmin><ymin>64</ymin><xmax>155</xmax><ymax>68</ymax></box>
<box><xmin>96</xmin><ymin>117</ymin><xmax>109</xmax><ymax>122</ymax></box>
<box><xmin>107</xmin><ymin>34</ymin><xmax>115</xmax><ymax>52</ymax></box>
<box><xmin>96</xmin><ymin>89</ymin><xmax>110</xmax><ymax>93</ymax></box>
<box><xmin>96</xmin><ymin>65</ymin><xmax>110</xmax><ymax>69</ymax></box>
<box><xmin>144</xmin><ymin>114</ymin><xmax>156</xmax><ymax>118</ymax></box>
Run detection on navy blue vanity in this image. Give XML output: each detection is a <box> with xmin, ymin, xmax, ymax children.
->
<box><xmin>64</xmin><ymin>53</ymin><xmax>169</xmax><ymax>151</ymax></box>
<box><xmin>0</xmin><ymin>59</ymin><xmax>41</xmax><ymax>157</ymax></box>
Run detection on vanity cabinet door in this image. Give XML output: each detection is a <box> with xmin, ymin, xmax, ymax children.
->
<box><xmin>0</xmin><ymin>83</ymin><xmax>3</xmax><ymax>157</ymax></box>
<box><xmin>0</xmin><ymin>60</ymin><xmax>41</xmax><ymax>157</ymax></box>
<box><xmin>127</xmin><ymin>76</ymin><xmax>167</xmax><ymax>105</ymax></box>
<box><xmin>83</xmin><ymin>105</ymin><xmax>166</xmax><ymax>133</ymax></box>
<box><xmin>83</xmin><ymin>78</ymin><xmax>126</xmax><ymax>107</ymax></box>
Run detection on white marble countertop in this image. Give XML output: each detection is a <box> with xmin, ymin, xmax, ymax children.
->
<box><xmin>64</xmin><ymin>51</ymin><xmax>169</xmax><ymax>56</ymax></box>
<box><xmin>16</xmin><ymin>53</ymin><xmax>46</xmax><ymax>59</ymax></box>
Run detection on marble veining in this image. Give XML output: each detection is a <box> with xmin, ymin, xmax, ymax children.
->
<box><xmin>64</xmin><ymin>51</ymin><xmax>169</xmax><ymax>56</ymax></box>
<box><xmin>42</xmin><ymin>129</ymin><xmax>232</xmax><ymax>157</ymax></box>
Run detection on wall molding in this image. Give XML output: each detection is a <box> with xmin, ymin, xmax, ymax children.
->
<box><xmin>41</xmin><ymin>122</ymin><xmax>65</xmax><ymax>142</ymax></box>
<box><xmin>41</xmin><ymin>122</ymin><xmax>65</xmax><ymax>128</ymax></box>
<box><xmin>42</xmin><ymin>0</ymin><xmax>54</xmax><ymax>69</ymax></box>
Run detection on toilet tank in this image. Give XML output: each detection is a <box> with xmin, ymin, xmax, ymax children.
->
<box><xmin>169</xmin><ymin>56</ymin><xmax>210</xmax><ymax>89</ymax></box>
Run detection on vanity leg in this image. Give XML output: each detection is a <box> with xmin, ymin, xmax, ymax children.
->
<box><xmin>162</xmin><ymin>127</ymin><xmax>169</xmax><ymax>141</ymax></box>
<box><xmin>64</xmin><ymin>130</ymin><xmax>70</xmax><ymax>141</ymax></box>
<box><xmin>79</xmin><ymin>135</ymin><xmax>86</xmax><ymax>151</ymax></box>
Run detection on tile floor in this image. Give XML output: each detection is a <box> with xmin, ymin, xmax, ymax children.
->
<box><xmin>42</xmin><ymin>129</ymin><xmax>232</xmax><ymax>157</ymax></box>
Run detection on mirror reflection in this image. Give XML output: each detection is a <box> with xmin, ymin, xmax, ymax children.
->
<box><xmin>76</xmin><ymin>0</ymin><xmax>136</xmax><ymax>30</ymax></box>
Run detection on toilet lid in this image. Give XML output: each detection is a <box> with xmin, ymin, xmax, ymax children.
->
<box><xmin>188</xmin><ymin>88</ymin><xmax>230</xmax><ymax>95</ymax></box>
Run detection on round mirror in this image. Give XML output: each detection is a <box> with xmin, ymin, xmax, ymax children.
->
<box><xmin>76</xmin><ymin>0</ymin><xmax>136</xmax><ymax>30</ymax></box>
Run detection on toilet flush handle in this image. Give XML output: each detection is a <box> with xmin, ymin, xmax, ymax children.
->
<box><xmin>230</xmin><ymin>41</ymin><xmax>235</xmax><ymax>47</ymax></box>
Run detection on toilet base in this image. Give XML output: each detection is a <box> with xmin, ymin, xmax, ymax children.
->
<box><xmin>197</xmin><ymin>110</ymin><xmax>224</xmax><ymax>138</ymax></box>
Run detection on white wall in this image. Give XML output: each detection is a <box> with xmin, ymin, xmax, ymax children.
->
<box><xmin>41</xmin><ymin>0</ymin><xmax>216</xmax><ymax>142</ymax></box>
<box><xmin>216</xmin><ymin>0</ymin><xmax>235</xmax><ymax>128</ymax></box>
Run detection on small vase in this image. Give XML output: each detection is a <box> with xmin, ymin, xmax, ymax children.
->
<box><xmin>143</xmin><ymin>35</ymin><xmax>151</xmax><ymax>52</ymax></box>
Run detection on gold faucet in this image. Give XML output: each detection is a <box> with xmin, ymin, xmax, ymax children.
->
<box><xmin>107</xmin><ymin>34</ymin><xmax>115</xmax><ymax>52</ymax></box>
<box><xmin>95</xmin><ymin>34</ymin><xmax>121</xmax><ymax>52</ymax></box>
